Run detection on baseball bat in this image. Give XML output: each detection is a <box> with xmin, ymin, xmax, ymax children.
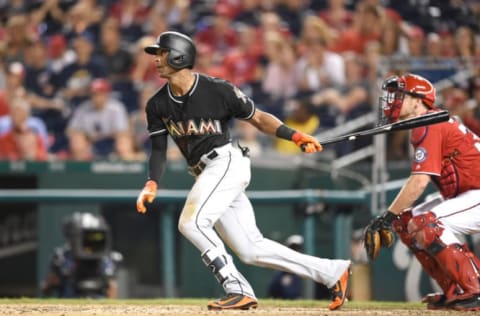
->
<box><xmin>303</xmin><ymin>110</ymin><xmax>449</xmax><ymax>148</ymax></box>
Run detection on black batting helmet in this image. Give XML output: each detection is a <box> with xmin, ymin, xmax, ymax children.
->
<box><xmin>144</xmin><ymin>31</ymin><xmax>196</xmax><ymax>69</ymax></box>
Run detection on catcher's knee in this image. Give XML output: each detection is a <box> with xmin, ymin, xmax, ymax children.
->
<box><xmin>392</xmin><ymin>210</ymin><xmax>414</xmax><ymax>246</ymax></box>
<box><xmin>407</xmin><ymin>211</ymin><xmax>444</xmax><ymax>251</ymax></box>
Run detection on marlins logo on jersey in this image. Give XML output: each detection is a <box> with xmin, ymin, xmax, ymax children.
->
<box><xmin>233</xmin><ymin>86</ymin><xmax>249</xmax><ymax>104</ymax></box>
<box><xmin>165</xmin><ymin>118</ymin><xmax>222</xmax><ymax>138</ymax></box>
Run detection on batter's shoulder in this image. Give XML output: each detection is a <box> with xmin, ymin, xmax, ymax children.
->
<box><xmin>198</xmin><ymin>73</ymin><xmax>234</xmax><ymax>91</ymax></box>
<box><xmin>146</xmin><ymin>85</ymin><xmax>168</xmax><ymax>110</ymax></box>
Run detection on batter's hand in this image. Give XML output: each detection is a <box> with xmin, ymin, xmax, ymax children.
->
<box><xmin>136</xmin><ymin>180</ymin><xmax>158</xmax><ymax>213</ymax></box>
<box><xmin>292</xmin><ymin>132</ymin><xmax>323</xmax><ymax>153</ymax></box>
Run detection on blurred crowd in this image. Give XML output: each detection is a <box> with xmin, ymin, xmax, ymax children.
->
<box><xmin>0</xmin><ymin>0</ymin><xmax>478</xmax><ymax>162</ymax></box>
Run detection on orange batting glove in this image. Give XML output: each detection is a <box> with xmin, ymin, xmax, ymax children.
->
<box><xmin>292</xmin><ymin>132</ymin><xmax>323</xmax><ymax>153</ymax></box>
<box><xmin>136</xmin><ymin>180</ymin><xmax>158</xmax><ymax>213</ymax></box>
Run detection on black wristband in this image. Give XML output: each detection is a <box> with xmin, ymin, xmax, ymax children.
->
<box><xmin>383</xmin><ymin>210</ymin><xmax>398</xmax><ymax>225</ymax></box>
<box><xmin>275</xmin><ymin>124</ymin><xmax>296</xmax><ymax>141</ymax></box>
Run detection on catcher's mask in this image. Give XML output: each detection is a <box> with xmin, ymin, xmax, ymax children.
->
<box><xmin>62</xmin><ymin>212</ymin><xmax>111</xmax><ymax>260</ymax></box>
<box><xmin>144</xmin><ymin>31</ymin><xmax>196</xmax><ymax>70</ymax></box>
<box><xmin>378</xmin><ymin>74</ymin><xmax>436</xmax><ymax>124</ymax></box>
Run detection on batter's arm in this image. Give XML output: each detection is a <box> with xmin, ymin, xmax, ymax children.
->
<box><xmin>388</xmin><ymin>173</ymin><xmax>431</xmax><ymax>214</ymax></box>
<box><xmin>247</xmin><ymin>109</ymin><xmax>322</xmax><ymax>153</ymax></box>
<box><xmin>137</xmin><ymin>135</ymin><xmax>167</xmax><ymax>213</ymax></box>
<box><xmin>247</xmin><ymin>109</ymin><xmax>284</xmax><ymax>135</ymax></box>
<box><xmin>148</xmin><ymin>135</ymin><xmax>168</xmax><ymax>183</ymax></box>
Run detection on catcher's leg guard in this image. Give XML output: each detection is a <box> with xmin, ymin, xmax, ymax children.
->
<box><xmin>392</xmin><ymin>210</ymin><xmax>414</xmax><ymax>245</ymax></box>
<box><xmin>393</xmin><ymin>211</ymin><xmax>457</xmax><ymax>307</ymax></box>
<box><xmin>408</xmin><ymin>212</ymin><xmax>480</xmax><ymax>304</ymax></box>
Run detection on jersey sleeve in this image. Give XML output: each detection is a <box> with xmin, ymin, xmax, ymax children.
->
<box><xmin>146</xmin><ymin>98</ymin><xmax>168</xmax><ymax>137</ymax></box>
<box><xmin>411</xmin><ymin>125</ymin><xmax>442</xmax><ymax>175</ymax></box>
<box><xmin>221</xmin><ymin>81</ymin><xmax>256</xmax><ymax>119</ymax></box>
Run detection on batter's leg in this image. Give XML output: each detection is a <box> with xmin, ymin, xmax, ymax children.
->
<box><xmin>177</xmin><ymin>148</ymin><xmax>256</xmax><ymax>300</ymax></box>
<box><xmin>215</xmin><ymin>192</ymin><xmax>351</xmax><ymax>308</ymax></box>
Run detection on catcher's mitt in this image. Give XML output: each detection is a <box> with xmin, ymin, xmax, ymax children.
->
<box><xmin>364</xmin><ymin>226</ymin><xmax>381</xmax><ymax>260</ymax></box>
<box><xmin>363</xmin><ymin>211</ymin><xmax>398</xmax><ymax>261</ymax></box>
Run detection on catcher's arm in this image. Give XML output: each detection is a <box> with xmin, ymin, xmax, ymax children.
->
<box><xmin>364</xmin><ymin>211</ymin><xmax>398</xmax><ymax>261</ymax></box>
<box><xmin>364</xmin><ymin>175</ymin><xmax>430</xmax><ymax>260</ymax></box>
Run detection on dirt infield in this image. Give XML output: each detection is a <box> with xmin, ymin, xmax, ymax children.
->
<box><xmin>0</xmin><ymin>303</ymin><xmax>464</xmax><ymax>316</ymax></box>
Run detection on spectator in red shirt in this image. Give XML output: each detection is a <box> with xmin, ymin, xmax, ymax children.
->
<box><xmin>0</xmin><ymin>98</ymin><xmax>48</xmax><ymax>161</ymax></box>
<box><xmin>194</xmin><ymin>43</ymin><xmax>229</xmax><ymax>80</ymax></box>
<box><xmin>329</xmin><ymin>3</ymin><xmax>382</xmax><ymax>55</ymax></box>
<box><xmin>194</xmin><ymin>3</ymin><xmax>238</xmax><ymax>61</ymax></box>
<box><xmin>0</xmin><ymin>92</ymin><xmax>8</xmax><ymax>117</ymax></box>
<box><xmin>318</xmin><ymin>0</ymin><xmax>354</xmax><ymax>32</ymax></box>
<box><xmin>222</xmin><ymin>24</ymin><xmax>263</xmax><ymax>87</ymax></box>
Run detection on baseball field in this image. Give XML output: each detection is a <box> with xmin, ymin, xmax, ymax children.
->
<box><xmin>0</xmin><ymin>298</ymin><xmax>464</xmax><ymax>316</ymax></box>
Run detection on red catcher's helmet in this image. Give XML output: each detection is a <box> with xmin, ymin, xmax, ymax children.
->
<box><xmin>379</xmin><ymin>74</ymin><xmax>436</xmax><ymax>123</ymax></box>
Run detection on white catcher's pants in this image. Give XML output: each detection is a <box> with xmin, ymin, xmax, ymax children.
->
<box><xmin>178</xmin><ymin>143</ymin><xmax>351</xmax><ymax>298</ymax></box>
<box><xmin>412</xmin><ymin>190</ymin><xmax>480</xmax><ymax>246</ymax></box>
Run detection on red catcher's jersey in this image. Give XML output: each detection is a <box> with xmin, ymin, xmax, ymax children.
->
<box><xmin>410</xmin><ymin>117</ymin><xmax>480</xmax><ymax>198</ymax></box>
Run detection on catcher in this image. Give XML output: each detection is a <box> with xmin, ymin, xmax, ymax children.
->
<box><xmin>364</xmin><ymin>73</ymin><xmax>480</xmax><ymax>311</ymax></box>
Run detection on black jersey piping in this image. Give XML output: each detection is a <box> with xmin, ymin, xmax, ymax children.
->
<box><xmin>167</xmin><ymin>73</ymin><xmax>199</xmax><ymax>103</ymax></box>
<box><xmin>195</xmin><ymin>151</ymin><xmax>232</xmax><ymax>247</ymax></box>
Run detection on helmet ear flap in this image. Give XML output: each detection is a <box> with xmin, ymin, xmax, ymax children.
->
<box><xmin>168</xmin><ymin>50</ymin><xmax>186</xmax><ymax>68</ymax></box>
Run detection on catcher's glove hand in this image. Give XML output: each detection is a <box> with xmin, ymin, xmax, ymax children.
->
<box><xmin>364</xmin><ymin>211</ymin><xmax>398</xmax><ymax>261</ymax></box>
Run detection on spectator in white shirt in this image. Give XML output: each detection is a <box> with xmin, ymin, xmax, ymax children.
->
<box><xmin>66</xmin><ymin>78</ymin><xmax>130</xmax><ymax>160</ymax></box>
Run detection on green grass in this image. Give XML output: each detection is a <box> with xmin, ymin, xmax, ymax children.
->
<box><xmin>0</xmin><ymin>298</ymin><xmax>425</xmax><ymax>309</ymax></box>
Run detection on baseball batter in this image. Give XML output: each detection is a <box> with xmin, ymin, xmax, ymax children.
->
<box><xmin>365</xmin><ymin>74</ymin><xmax>480</xmax><ymax>311</ymax></box>
<box><xmin>135</xmin><ymin>31</ymin><xmax>351</xmax><ymax>311</ymax></box>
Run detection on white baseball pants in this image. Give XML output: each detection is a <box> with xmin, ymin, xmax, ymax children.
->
<box><xmin>178</xmin><ymin>143</ymin><xmax>351</xmax><ymax>298</ymax></box>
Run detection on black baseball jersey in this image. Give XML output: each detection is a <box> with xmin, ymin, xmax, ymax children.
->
<box><xmin>146</xmin><ymin>73</ymin><xmax>256</xmax><ymax>166</ymax></box>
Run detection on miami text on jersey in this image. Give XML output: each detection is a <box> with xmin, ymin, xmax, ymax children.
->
<box><xmin>166</xmin><ymin>118</ymin><xmax>222</xmax><ymax>137</ymax></box>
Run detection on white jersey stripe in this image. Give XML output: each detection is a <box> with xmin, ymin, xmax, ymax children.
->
<box><xmin>149</xmin><ymin>129</ymin><xmax>168</xmax><ymax>136</ymax></box>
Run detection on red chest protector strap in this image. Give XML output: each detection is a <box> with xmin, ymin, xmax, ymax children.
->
<box><xmin>434</xmin><ymin>133</ymin><xmax>474</xmax><ymax>199</ymax></box>
<box><xmin>433</xmin><ymin>155</ymin><xmax>459</xmax><ymax>199</ymax></box>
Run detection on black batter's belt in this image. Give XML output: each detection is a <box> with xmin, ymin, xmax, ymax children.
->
<box><xmin>188</xmin><ymin>150</ymin><xmax>219</xmax><ymax>176</ymax></box>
